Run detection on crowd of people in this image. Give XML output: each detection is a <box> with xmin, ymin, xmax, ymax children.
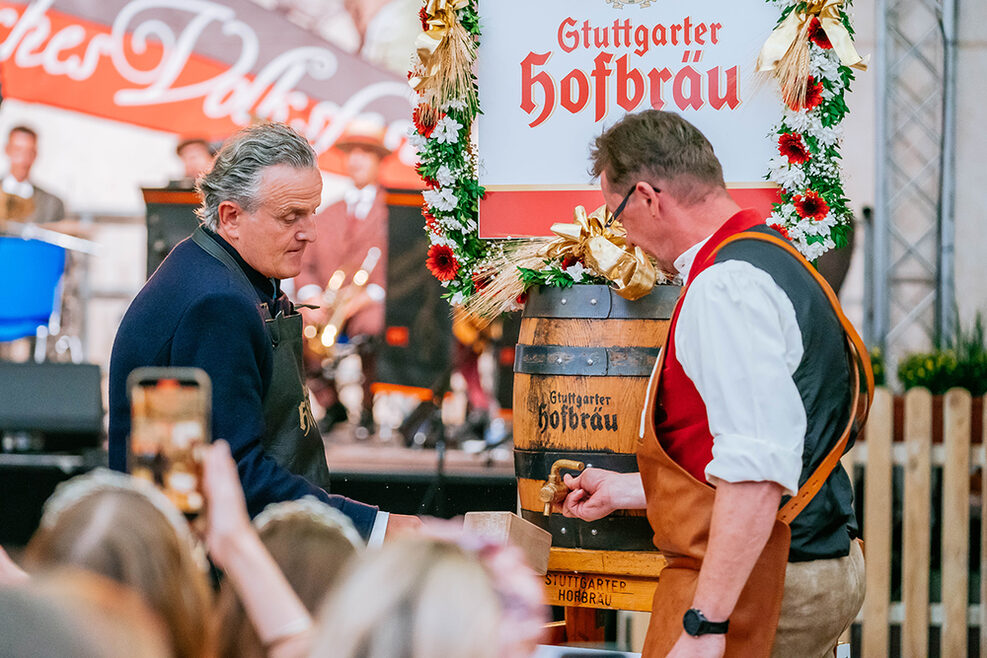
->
<box><xmin>0</xmin><ymin>440</ymin><xmax>547</xmax><ymax>658</ymax></box>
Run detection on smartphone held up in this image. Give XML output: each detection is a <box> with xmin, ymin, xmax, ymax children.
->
<box><xmin>127</xmin><ymin>367</ymin><xmax>211</xmax><ymax>515</ymax></box>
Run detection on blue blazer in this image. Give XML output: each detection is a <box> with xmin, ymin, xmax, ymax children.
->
<box><xmin>108</xmin><ymin>235</ymin><xmax>379</xmax><ymax>537</ymax></box>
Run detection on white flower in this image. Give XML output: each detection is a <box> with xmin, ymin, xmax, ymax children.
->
<box><xmin>783</xmin><ymin>109</ymin><xmax>823</xmax><ymax>134</ymax></box>
<box><xmin>442</xmin><ymin>99</ymin><xmax>466</xmax><ymax>111</ymax></box>
<box><xmin>433</xmin><ymin>115</ymin><xmax>463</xmax><ymax>144</ymax></box>
<box><xmin>428</xmin><ymin>232</ymin><xmax>455</xmax><ymax>248</ymax></box>
<box><xmin>801</xmin><ymin>240</ymin><xmax>829</xmax><ymax>261</ymax></box>
<box><xmin>810</xmin><ymin>48</ymin><xmax>842</xmax><ymax>83</ymax></box>
<box><xmin>814</xmin><ymin>125</ymin><xmax>841</xmax><ymax>148</ymax></box>
<box><xmin>449</xmin><ymin>290</ymin><xmax>466</xmax><ymax>306</ymax></box>
<box><xmin>564</xmin><ymin>261</ymin><xmax>587</xmax><ymax>283</ymax></box>
<box><xmin>407</xmin><ymin>131</ymin><xmax>427</xmax><ymax>152</ymax></box>
<box><xmin>436</xmin><ymin>164</ymin><xmax>458</xmax><ymax>188</ymax></box>
<box><xmin>440</xmin><ymin>216</ymin><xmax>465</xmax><ymax>232</ymax></box>
<box><xmin>767</xmin><ymin>155</ymin><xmax>807</xmax><ymax>191</ymax></box>
<box><xmin>423</xmin><ymin>187</ymin><xmax>459</xmax><ymax>213</ymax></box>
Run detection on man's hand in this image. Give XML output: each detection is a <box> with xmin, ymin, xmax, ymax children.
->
<box><xmin>665</xmin><ymin>631</ymin><xmax>726</xmax><ymax>658</ymax></box>
<box><xmin>384</xmin><ymin>513</ymin><xmax>424</xmax><ymax>540</ymax></box>
<box><xmin>560</xmin><ymin>468</ymin><xmax>647</xmax><ymax>522</ymax></box>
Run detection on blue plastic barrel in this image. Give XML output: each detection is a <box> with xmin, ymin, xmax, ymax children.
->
<box><xmin>0</xmin><ymin>237</ymin><xmax>67</xmax><ymax>341</ymax></box>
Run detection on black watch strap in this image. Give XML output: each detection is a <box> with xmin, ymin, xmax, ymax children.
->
<box><xmin>683</xmin><ymin>608</ymin><xmax>730</xmax><ymax>636</ymax></box>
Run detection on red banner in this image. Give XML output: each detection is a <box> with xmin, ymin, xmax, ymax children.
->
<box><xmin>0</xmin><ymin>0</ymin><xmax>421</xmax><ymax>188</ymax></box>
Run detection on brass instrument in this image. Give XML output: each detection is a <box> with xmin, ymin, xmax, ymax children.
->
<box><xmin>303</xmin><ymin>246</ymin><xmax>382</xmax><ymax>359</ymax></box>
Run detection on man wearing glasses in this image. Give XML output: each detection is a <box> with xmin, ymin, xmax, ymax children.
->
<box><xmin>561</xmin><ymin>111</ymin><xmax>867</xmax><ymax>657</ymax></box>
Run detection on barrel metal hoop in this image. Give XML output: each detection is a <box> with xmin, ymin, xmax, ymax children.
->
<box><xmin>514</xmin><ymin>344</ymin><xmax>660</xmax><ymax>376</ymax></box>
<box><xmin>514</xmin><ymin>449</ymin><xmax>640</xmax><ymax>480</ymax></box>
<box><xmin>523</xmin><ymin>284</ymin><xmax>681</xmax><ymax>319</ymax></box>
<box><xmin>520</xmin><ymin>509</ymin><xmax>657</xmax><ymax>551</ymax></box>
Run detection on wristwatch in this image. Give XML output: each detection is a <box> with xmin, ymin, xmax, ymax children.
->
<box><xmin>682</xmin><ymin>608</ymin><xmax>730</xmax><ymax>636</ymax></box>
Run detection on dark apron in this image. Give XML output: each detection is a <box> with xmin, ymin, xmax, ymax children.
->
<box><xmin>192</xmin><ymin>228</ymin><xmax>331</xmax><ymax>487</ymax></box>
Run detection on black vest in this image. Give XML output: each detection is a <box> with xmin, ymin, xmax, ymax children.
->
<box><xmin>716</xmin><ymin>225</ymin><xmax>858</xmax><ymax>562</ymax></box>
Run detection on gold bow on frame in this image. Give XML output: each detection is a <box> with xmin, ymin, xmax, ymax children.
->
<box><xmin>756</xmin><ymin>0</ymin><xmax>867</xmax><ymax>108</ymax></box>
<box><xmin>540</xmin><ymin>205</ymin><xmax>659</xmax><ymax>301</ymax></box>
<box><xmin>409</xmin><ymin>0</ymin><xmax>474</xmax><ymax>122</ymax></box>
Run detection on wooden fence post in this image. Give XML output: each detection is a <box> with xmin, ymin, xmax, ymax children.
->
<box><xmin>902</xmin><ymin>388</ymin><xmax>932</xmax><ymax>658</ymax></box>
<box><xmin>941</xmin><ymin>388</ymin><xmax>972</xmax><ymax>657</ymax></box>
<box><xmin>862</xmin><ymin>388</ymin><xmax>893</xmax><ymax>657</ymax></box>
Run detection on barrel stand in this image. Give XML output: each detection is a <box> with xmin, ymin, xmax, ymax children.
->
<box><xmin>543</xmin><ymin>547</ymin><xmax>666</xmax><ymax>645</ymax></box>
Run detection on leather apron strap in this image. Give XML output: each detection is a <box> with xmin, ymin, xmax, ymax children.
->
<box><xmin>636</xmin><ymin>231</ymin><xmax>873</xmax><ymax>657</ymax></box>
<box><xmin>709</xmin><ymin>232</ymin><xmax>874</xmax><ymax>523</ymax></box>
<box><xmin>192</xmin><ymin>227</ymin><xmax>331</xmax><ymax>488</ymax></box>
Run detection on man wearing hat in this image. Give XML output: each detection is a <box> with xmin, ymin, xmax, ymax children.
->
<box><xmin>169</xmin><ymin>137</ymin><xmax>217</xmax><ymax>188</ymax></box>
<box><xmin>296</xmin><ymin>122</ymin><xmax>390</xmax><ymax>433</ymax></box>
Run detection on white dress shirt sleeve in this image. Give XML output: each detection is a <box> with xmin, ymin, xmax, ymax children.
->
<box><xmin>367</xmin><ymin>510</ymin><xmax>390</xmax><ymax>547</ymax></box>
<box><xmin>674</xmin><ymin>260</ymin><xmax>807</xmax><ymax>496</ymax></box>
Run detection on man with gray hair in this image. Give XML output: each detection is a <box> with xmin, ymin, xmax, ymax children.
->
<box><xmin>108</xmin><ymin>122</ymin><xmax>417</xmax><ymax>542</ymax></box>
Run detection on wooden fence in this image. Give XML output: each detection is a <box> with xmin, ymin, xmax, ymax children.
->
<box><xmin>851</xmin><ymin>387</ymin><xmax>987</xmax><ymax>657</ymax></box>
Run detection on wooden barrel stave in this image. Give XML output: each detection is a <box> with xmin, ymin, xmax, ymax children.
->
<box><xmin>514</xmin><ymin>284</ymin><xmax>679</xmax><ymax>550</ymax></box>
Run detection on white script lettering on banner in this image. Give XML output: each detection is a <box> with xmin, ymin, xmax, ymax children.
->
<box><xmin>0</xmin><ymin>0</ymin><xmax>415</xmax><ymax>157</ymax></box>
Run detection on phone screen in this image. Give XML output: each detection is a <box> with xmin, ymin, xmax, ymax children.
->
<box><xmin>127</xmin><ymin>367</ymin><xmax>211</xmax><ymax>515</ymax></box>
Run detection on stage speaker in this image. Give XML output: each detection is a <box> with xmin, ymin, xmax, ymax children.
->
<box><xmin>142</xmin><ymin>187</ymin><xmax>201</xmax><ymax>279</ymax></box>
<box><xmin>0</xmin><ymin>362</ymin><xmax>102</xmax><ymax>450</ymax></box>
<box><xmin>376</xmin><ymin>190</ymin><xmax>452</xmax><ymax>390</ymax></box>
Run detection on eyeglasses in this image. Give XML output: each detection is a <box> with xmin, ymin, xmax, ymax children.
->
<box><xmin>605</xmin><ymin>183</ymin><xmax>659</xmax><ymax>228</ymax></box>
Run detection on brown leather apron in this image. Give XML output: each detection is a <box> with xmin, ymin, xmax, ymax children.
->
<box><xmin>637</xmin><ymin>232</ymin><xmax>874</xmax><ymax>657</ymax></box>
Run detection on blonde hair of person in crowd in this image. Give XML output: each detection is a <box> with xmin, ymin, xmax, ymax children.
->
<box><xmin>0</xmin><ymin>569</ymin><xmax>171</xmax><ymax>658</ymax></box>
<box><xmin>216</xmin><ymin>497</ymin><xmax>364</xmax><ymax>658</ymax></box>
<box><xmin>313</xmin><ymin>531</ymin><xmax>548</xmax><ymax>658</ymax></box>
<box><xmin>23</xmin><ymin>469</ymin><xmax>214</xmax><ymax>658</ymax></box>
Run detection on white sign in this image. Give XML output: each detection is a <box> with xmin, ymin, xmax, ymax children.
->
<box><xmin>478</xmin><ymin>0</ymin><xmax>779</xmax><ymax>189</ymax></box>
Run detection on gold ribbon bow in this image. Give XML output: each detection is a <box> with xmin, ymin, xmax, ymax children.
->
<box><xmin>757</xmin><ymin>0</ymin><xmax>868</xmax><ymax>74</ymax></box>
<box><xmin>410</xmin><ymin>0</ymin><xmax>469</xmax><ymax>93</ymax></box>
<box><xmin>540</xmin><ymin>205</ymin><xmax>658</xmax><ymax>301</ymax></box>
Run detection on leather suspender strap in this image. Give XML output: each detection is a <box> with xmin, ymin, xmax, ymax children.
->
<box><xmin>708</xmin><ymin>231</ymin><xmax>875</xmax><ymax>524</ymax></box>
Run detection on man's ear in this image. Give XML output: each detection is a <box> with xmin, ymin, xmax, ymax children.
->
<box><xmin>216</xmin><ymin>200</ymin><xmax>241</xmax><ymax>238</ymax></box>
<box><xmin>639</xmin><ymin>181</ymin><xmax>661</xmax><ymax>217</ymax></box>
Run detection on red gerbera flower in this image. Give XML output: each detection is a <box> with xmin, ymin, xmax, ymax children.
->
<box><xmin>516</xmin><ymin>291</ymin><xmax>529</xmax><ymax>306</ymax></box>
<box><xmin>419</xmin><ymin>7</ymin><xmax>429</xmax><ymax>31</ymax></box>
<box><xmin>793</xmin><ymin>190</ymin><xmax>830</xmax><ymax>222</ymax></box>
<box><xmin>426</xmin><ymin>244</ymin><xmax>459</xmax><ymax>281</ymax></box>
<box><xmin>413</xmin><ymin>105</ymin><xmax>437</xmax><ymax>138</ymax></box>
<box><xmin>803</xmin><ymin>76</ymin><xmax>824</xmax><ymax>109</ymax></box>
<box><xmin>808</xmin><ymin>17</ymin><xmax>832</xmax><ymax>49</ymax></box>
<box><xmin>778</xmin><ymin>132</ymin><xmax>811</xmax><ymax>164</ymax></box>
<box><xmin>769</xmin><ymin>223</ymin><xmax>791</xmax><ymax>240</ymax></box>
<box><xmin>787</xmin><ymin>76</ymin><xmax>825</xmax><ymax>112</ymax></box>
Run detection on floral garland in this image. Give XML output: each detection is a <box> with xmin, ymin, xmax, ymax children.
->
<box><xmin>410</xmin><ymin>1</ymin><xmax>487</xmax><ymax>307</ymax></box>
<box><xmin>762</xmin><ymin>0</ymin><xmax>863</xmax><ymax>261</ymax></box>
<box><xmin>411</xmin><ymin>0</ymin><xmax>863</xmax><ymax>309</ymax></box>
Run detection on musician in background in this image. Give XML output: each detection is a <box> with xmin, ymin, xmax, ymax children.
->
<box><xmin>295</xmin><ymin>122</ymin><xmax>390</xmax><ymax>433</ymax></box>
<box><xmin>1</xmin><ymin>125</ymin><xmax>64</xmax><ymax>225</ymax></box>
<box><xmin>168</xmin><ymin>137</ymin><xmax>217</xmax><ymax>189</ymax></box>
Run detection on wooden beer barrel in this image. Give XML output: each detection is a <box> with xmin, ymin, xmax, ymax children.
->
<box><xmin>514</xmin><ymin>283</ymin><xmax>680</xmax><ymax>550</ymax></box>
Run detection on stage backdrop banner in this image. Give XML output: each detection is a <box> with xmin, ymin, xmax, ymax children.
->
<box><xmin>0</xmin><ymin>0</ymin><xmax>421</xmax><ymax>188</ymax></box>
<box><xmin>477</xmin><ymin>0</ymin><xmax>781</xmax><ymax>238</ymax></box>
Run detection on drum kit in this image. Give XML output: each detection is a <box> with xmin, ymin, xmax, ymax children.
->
<box><xmin>0</xmin><ymin>215</ymin><xmax>99</xmax><ymax>363</ymax></box>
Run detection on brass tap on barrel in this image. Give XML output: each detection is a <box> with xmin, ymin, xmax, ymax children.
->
<box><xmin>539</xmin><ymin>459</ymin><xmax>585</xmax><ymax>516</ymax></box>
